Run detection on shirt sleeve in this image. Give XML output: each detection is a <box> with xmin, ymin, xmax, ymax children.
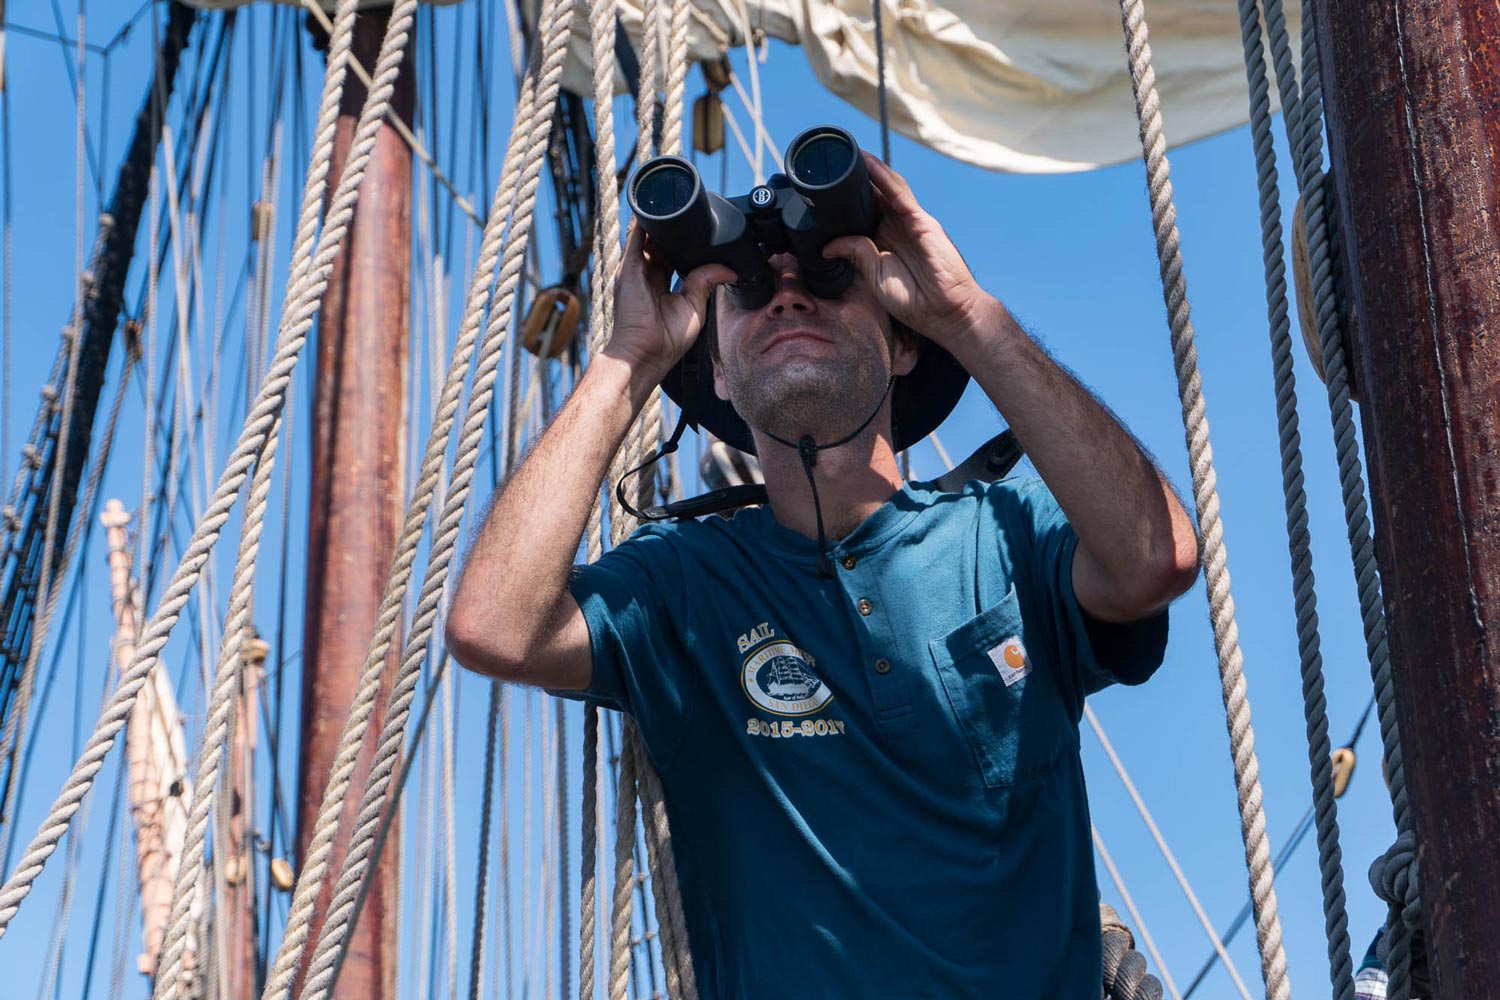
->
<box><xmin>559</xmin><ymin>523</ymin><xmax>699</xmax><ymax>766</ymax></box>
<box><xmin>998</xmin><ymin>478</ymin><xmax>1170</xmax><ymax>709</ymax></box>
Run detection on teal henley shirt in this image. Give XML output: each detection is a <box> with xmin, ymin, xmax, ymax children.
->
<box><xmin>567</xmin><ymin>476</ymin><xmax>1169</xmax><ymax>998</ymax></box>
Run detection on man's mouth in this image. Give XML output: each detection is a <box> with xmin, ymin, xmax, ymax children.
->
<box><xmin>758</xmin><ymin>327</ymin><xmax>834</xmax><ymax>356</ymax></box>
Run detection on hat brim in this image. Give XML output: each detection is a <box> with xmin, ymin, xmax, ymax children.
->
<box><xmin>660</xmin><ymin>302</ymin><xmax>970</xmax><ymax>456</ymax></box>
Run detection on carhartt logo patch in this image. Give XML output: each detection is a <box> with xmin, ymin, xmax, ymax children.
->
<box><xmin>988</xmin><ymin>636</ymin><xmax>1031</xmax><ymax>686</ymax></box>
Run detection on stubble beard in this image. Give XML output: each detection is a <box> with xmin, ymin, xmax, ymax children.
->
<box><xmin>724</xmin><ymin>336</ymin><xmax>892</xmax><ymax>444</ymax></box>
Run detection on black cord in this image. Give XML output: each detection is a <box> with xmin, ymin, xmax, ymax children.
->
<box><xmin>872</xmin><ymin>0</ymin><xmax>890</xmax><ymax>164</ymax></box>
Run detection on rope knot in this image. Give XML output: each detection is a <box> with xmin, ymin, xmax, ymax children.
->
<box><xmin>1370</xmin><ymin>830</ymin><xmax>1422</xmax><ymax>929</ymax></box>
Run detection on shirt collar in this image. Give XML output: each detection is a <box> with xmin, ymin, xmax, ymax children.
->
<box><xmin>730</xmin><ymin>481</ymin><xmax>932</xmax><ymax>565</ymax></box>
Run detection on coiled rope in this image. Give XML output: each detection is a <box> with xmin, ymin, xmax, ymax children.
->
<box><xmin>1114</xmin><ymin>0</ymin><xmax>1289</xmax><ymax>995</ymax></box>
<box><xmin>1102</xmin><ymin>903</ymin><xmax>1166</xmax><ymax>1000</ymax></box>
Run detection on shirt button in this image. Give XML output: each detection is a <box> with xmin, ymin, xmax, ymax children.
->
<box><xmin>874</xmin><ymin>657</ymin><xmax>892</xmax><ymax>674</ymax></box>
<box><xmin>857</xmin><ymin>598</ymin><xmax>873</xmax><ymax>616</ymax></box>
<box><xmin>841</xmin><ymin>555</ymin><xmax>857</xmax><ymax>570</ymax></box>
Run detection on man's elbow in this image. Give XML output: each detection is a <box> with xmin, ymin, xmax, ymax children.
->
<box><xmin>444</xmin><ymin>613</ymin><xmax>527</xmax><ymax>683</ymax></box>
<box><xmin>1152</xmin><ymin>526</ymin><xmax>1201</xmax><ymax>603</ymax></box>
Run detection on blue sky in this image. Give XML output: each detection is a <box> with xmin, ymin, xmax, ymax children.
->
<box><xmin>0</xmin><ymin>2</ymin><xmax>1400</xmax><ymax>997</ymax></box>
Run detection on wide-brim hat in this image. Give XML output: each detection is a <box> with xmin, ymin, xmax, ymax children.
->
<box><xmin>660</xmin><ymin>300</ymin><xmax>970</xmax><ymax>456</ymax></box>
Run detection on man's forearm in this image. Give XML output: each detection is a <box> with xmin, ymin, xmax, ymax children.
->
<box><xmin>946</xmin><ymin>297</ymin><xmax>1198</xmax><ymax>619</ymax></box>
<box><xmin>448</xmin><ymin>352</ymin><xmax>654</xmax><ymax>660</ymax></box>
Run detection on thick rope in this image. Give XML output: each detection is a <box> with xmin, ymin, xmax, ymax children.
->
<box><xmin>290</xmin><ymin>4</ymin><xmax>577</xmax><ymax>993</ymax></box>
<box><xmin>153</xmin><ymin>3</ymin><xmax>424</xmax><ymax>994</ymax></box>
<box><xmin>633</xmin><ymin>724</ymin><xmax>697</xmax><ymax>999</ymax></box>
<box><xmin>257</xmin><ymin>4</ymin><xmax>566</xmax><ymax>993</ymax></box>
<box><xmin>607</xmin><ymin>732</ymin><xmax>640</xmax><ymax>1000</ymax></box>
<box><xmin>1114</xmin><ymin>0</ymin><xmax>1289</xmax><ymax>995</ymax></box>
<box><xmin>661</xmin><ymin>0</ymin><xmax>690</xmax><ymax>158</ymax></box>
<box><xmin>635</xmin><ymin>0</ymin><xmax>663</xmax><ymax>168</ymax></box>
<box><xmin>1258</xmin><ymin>1</ymin><xmax>1418</xmax><ymax>991</ymax></box>
<box><xmin>1231</xmin><ymin>0</ymin><xmax>1355</xmax><ymax>994</ymax></box>
<box><xmin>0</xmin><ymin>0</ymin><xmax>368</xmax><ymax>936</ymax></box>
<box><xmin>585</xmin><ymin>0</ymin><xmax>624</xmax><ymax>566</ymax></box>
<box><xmin>579</xmin><ymin>706</ymin><xmax>600</xmax><ymax>1000</ymax></box>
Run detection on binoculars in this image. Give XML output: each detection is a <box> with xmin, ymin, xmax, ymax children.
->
<box><xmin>627</xmin><ymin>125</ymin><xmax>876</xmax><ymax>310</ymax></box>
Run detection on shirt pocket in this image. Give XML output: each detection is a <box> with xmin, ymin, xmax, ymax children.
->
<box><xmin>928</xmin><ymin>587</ymin><xmax>1069</xmax><ymax>789</ymax></box>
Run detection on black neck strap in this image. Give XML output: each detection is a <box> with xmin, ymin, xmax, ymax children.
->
<box><xmin>615</xmin><ymin>375</ymin><xmax>895</xmax><ymax>581</ymax></box>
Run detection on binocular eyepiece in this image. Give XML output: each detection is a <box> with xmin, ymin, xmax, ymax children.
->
<box><xmin>627</xmin><ymin>125</ymin><xmax>875</xmax><ymax>310</ymax></box>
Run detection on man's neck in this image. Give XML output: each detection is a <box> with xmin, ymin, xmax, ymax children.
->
<box><xmin>751</xmin><ymin>418</ymin><xmax>906</xmax><ymax>543</ymax></box>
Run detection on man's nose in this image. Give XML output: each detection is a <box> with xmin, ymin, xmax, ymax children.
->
<box><xmin>766</xmin><ymin>267</ymin><xmax>816</xmax><ymax>316</ymax></box>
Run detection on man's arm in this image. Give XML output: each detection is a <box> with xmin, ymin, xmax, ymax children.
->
<box><xmin>445</xmin><ymin>226</ymin><xmax>733</xmax><ymax>688</ymax></box>
<box><xmin>827</xmin><ymin>154</ymin><xmax>1198</xmax><ymax>623</ymax></box>
<box><xmin>946</xmin><ymin>303</ymin><xmax>1198</xmax><ymax>622</ymax></box>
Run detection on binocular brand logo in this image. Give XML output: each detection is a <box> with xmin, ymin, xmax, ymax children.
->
<box><xmin>626</xmin><ymin>125</ymin><xmax>876</xmax><ymax>310</ymax></box>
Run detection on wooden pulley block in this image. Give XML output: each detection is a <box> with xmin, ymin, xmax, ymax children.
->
<box><xmin>522</xmin><ymin>286</ymin><xmax>581</xmax><ymax>359</ymax></box>
<box><xmin>225</xmin><ymin>853</ymin><xmax>247</xmax><ymax>886</ymax></box>
<box><xmin>694</xmin><ymin>93</ymin><xmax>726</xmax><ymax>156</ymax></box>
<box><xmin>270</xmin><ymin>857</ymin><xmax>295</xmax><ymax>891</ymax></box>
<box><xmin>1292</xmin><ymin>189</ymin><xmax>1358</xmax><ymax>401</ymax></box>
<box><xmin>700</xmin><ymin>57</ymin><xmax>732</xmax><ymax>93</ymax></box>
<box><xmin>1331</xmin><ymin>746</ymin><xmax>1357</xmax><ymax>798</ymax></box>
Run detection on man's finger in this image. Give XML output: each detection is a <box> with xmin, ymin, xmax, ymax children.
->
<box><xmin>680</xmin><ymin>263</ymin><xmax>737</xmax><ymax>311</ymax></box>
<box><xmin>823</xmin><ymin>235</ymin><xmax>883</xmax><ymax>287</ymax></box>
<box><xmin>864</xmin><ymin>151</ymin><xmax>921</xmax><ymax>215</ymax></box>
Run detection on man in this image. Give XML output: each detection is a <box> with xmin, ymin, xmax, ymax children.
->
<box><xmin>446</xmin><ymin>151</ymin><xmax>1200</xmax><ymax>997</ymax></box>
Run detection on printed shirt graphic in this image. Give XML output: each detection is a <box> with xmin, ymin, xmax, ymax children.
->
<box><xmin>566</xmin><ymin>477</ymin><xmax>1169</xmax><ymax>999</ymax></box>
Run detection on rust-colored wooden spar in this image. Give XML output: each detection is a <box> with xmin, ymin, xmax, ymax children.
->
<box><xmin>295</xmin><ymin>8</ymin><xmax>412</xmax><ymax>1000</ymax></box>
<box><xmin>1312</xmin><ymin>0</ymin><xmax>1500</xmax><ymax>994</ymax></box>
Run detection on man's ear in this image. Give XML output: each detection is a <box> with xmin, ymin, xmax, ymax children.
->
<box><xmin>712</xmin><ymin>354</ymin><xmax>730</xmax><ymax>401</ymax></box>
<box><xmin>892</xmin><ymin>325</ymin><xmax>920</xmax><ymax>378</ymax></box>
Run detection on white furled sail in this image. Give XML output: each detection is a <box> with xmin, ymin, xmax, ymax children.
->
<box><xmin>549</xmin><ymin>0</ymin><xmax>1298</xmax><ymax>173</ymax></box>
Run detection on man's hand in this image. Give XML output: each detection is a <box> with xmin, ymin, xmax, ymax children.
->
<box><xmin>608</xmin><ymin>222</ymin><xmax>736</xmax><ymax>384</ymax></box>
<box><xmin>823</xmin><ymin>153</ymin><xmax>997</xmax><ymax>349</ymax></box>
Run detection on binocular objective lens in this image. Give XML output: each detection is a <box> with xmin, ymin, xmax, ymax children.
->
<box><xmin>788</xmin><ymin>133</ymin><xmax>856</xmax><ymax>188</ymax></box>
<box><xmin>632</xmin><ymin>162</ymin><xmax>698</xmax><ymax>219</ymax></box>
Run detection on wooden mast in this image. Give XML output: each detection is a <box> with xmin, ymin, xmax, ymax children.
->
<box><xmin>1311</xmin><ymin>0</ymin><xmax>1500</xmax><ymax>995</ymax></box>
<box><xmin>295</xmin><ymin>8</ymin><xmax>412</xmax><ymax>999</ymax></box>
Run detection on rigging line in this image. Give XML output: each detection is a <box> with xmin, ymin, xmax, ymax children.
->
<box><xmin>721</xmin><ymin>67</ymin><xmax>782</xmax><ymax>171</ymax></box>
<box><xmin>1116</xmin><ymin>0</ymin><xmax>1290</xmax><ymax>990</ymax></box>
<box><xmin>0</xmin><ymin>19</ymin><xmax>106</xmax><ymax>53</ymax></box>
<box><xmin>1181</xmin><ymin>693</ymin><xmax>1379</xmax><ymax>999</ymax></box>
<box><xmin>730</xmin><ymin>0</ymin><xmax>766</xmax><ymax>180</ymax></box>
<box><xmin>43</xmin><ymin>0</ymin><xmax>102</xmax><ymax>187</ymax></box>
<box><xmin>3</xmin><ymin>57</ymin><xmax>12</xmax><ymax>493</ymax></box>
<box><xmin>75</xmin><ymin>737</ymin><xmax>127</xmax><ymax>1000</ymax></box>
<box><xmin>0</xmin><ymin>0</ymin><xmax>95</xmax><ymax>859</ymax></box>
<box><xmin>1083</xmin><ymin>705</ymin><xmax>1255</xmax><ymax>1000</ymax></box>
<box><xmin>1093</xmin><ymin>824</ymin><xmax>1182</xmax><ymax>1000</ymax></box>
<box><xmin>297</xmin><ymin>0</ymin><xmax>481</xmax><ymax>229</ymax></box>
<box><xmin>4</xmin><ymin>363</ymin><xmax>127</xmax><ymax>874</ymax></box>
<box><xmin>871</xmin><ymin>0</ymin><xmax>890</xmax><ymax>164</ymax></box>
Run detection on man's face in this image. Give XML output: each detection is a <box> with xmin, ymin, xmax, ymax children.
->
<box><xmin>711</xmin><ymin>253</ymin><xmax>917</xmax><ymax>444</ymax></box>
